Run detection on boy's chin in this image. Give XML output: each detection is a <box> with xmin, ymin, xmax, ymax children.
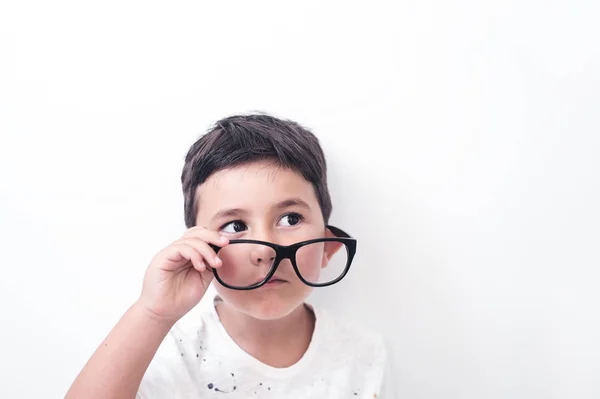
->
<box><xmin>215</xmin><ymin>285</ymin><xmax>313</xmax><ymax>321</ymax></box>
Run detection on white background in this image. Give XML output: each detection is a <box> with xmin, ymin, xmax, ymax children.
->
<box><xmin>1</xmin><ymin>1</ymin><xmax>599</xmax><ymax>398</ymax></box>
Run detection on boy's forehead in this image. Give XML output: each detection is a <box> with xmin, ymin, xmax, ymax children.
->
<box><xmin>195</xmin><ymin>161</ymin><xmax>318</xmax><ymax>217</ymax></box>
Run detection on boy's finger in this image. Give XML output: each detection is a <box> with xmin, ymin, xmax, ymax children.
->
<box><xmin>178</xmin><ymin>238</ymin><xmax>223</xmax><ymax>269</ymax></box>
<box><xmin>173</xmin><ymin>244</ymin><xmax>206</xmax><ymax>272</ymax></box>
<box><xmin>183</xmin><ymin>227</ymin><xmax>229</xmax><ymax>247</ymax></box>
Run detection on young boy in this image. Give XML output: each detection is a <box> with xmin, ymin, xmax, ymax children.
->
<box><xmin>66</xmin><ymin>113</ymin><xmax>391</xmax><ymax>398</ymax></box>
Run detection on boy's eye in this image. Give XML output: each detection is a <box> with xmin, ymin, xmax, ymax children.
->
<box><xmin>221</xmin><ymin>221</ymin><xmax>248</xmax><ymax>234</ymax></box>
<box><xmin>278</xmin><ymin>213</ymin><xmax>304</xmax><ymax>227</ymax></box>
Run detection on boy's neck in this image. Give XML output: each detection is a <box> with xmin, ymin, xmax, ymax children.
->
<box><xmin>215</xmin><ymin>299</ymin><xmax>315</xmax><ymax>368</ymax></box>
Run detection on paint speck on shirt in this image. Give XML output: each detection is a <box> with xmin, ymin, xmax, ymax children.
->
<box><xmin>208</xmin><ymin>383</ymin><xmax>214</xmax><ymax>389</ymax></box>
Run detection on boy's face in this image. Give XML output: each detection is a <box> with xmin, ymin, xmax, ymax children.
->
<box><xmin>195</xmin><ymin>160</ymin><xmax>338</xmax><ymax>320</ymax></box>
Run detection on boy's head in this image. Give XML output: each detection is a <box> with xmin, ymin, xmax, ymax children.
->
<box><xmin>181</xmin><ymin>113</ymin><xmax>339</xmax><ymax>319</ymax></box>
<box><xmin>182</xmin><ymin>113</ymin><xmax>332</xmax><ymax>229</ymax></box>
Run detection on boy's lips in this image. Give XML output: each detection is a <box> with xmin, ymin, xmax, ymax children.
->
<box><xmin>254</xmin><ymin>276</ymin><xmax>288</xmax><ymax>285</ymax></box>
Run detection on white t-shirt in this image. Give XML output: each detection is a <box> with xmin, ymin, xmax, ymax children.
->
<box><xmin>137</xmin><ymin>296</ymin><xmax>392</xmax><ymax>398</ymax></box>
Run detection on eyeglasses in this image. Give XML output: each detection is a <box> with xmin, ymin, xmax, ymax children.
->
<box><xmin>209</xmin><ymin>225</ymin><xmax>356</xmax><ymax>290</ymax></box>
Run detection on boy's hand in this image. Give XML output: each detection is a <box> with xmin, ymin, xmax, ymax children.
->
<box><xmin>136</xmin><ymin>227</ymin><xmax>228</xmax><ymax>324</ymax></box>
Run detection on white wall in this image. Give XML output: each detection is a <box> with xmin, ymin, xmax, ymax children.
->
<box><xmin>1</xmin><ymin>1</ymin><xmax>599</xmax><ymax>398</ymax></box>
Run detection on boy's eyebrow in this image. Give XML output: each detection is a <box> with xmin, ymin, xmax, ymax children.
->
<box><xmin>273</xmin><ymin>198</ymin><xmax>312</xmax><ymax>211</ymax></box>
<box><xmin>210</xmin><ymin>208</ymin><xmax>248</xmax><ymax>224</ymax></box>
<box><xmin>210</xmin><ymin>198</ymin><xmax>312</xmax><ymax>224</ymax></box>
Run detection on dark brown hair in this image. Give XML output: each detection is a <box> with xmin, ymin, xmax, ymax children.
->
<box><xmin>181</xmin><ymin>113</ymin><xmax>332</xmax><ymax>228</ymax></box>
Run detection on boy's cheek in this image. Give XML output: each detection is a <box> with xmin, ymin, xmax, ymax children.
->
<box><xmin>296</xmin><ymin>245</ymin><xmax>326</xmax><ymax>277</ymax></box>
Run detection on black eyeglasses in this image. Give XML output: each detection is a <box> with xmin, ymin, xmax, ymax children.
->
<box><xmin>209</xmin><ymin>225</ymin><xmax>356</xmax><ymax>290</ymax></box>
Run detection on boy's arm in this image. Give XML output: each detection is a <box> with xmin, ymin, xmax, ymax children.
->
<box><xmin>65</xmin><ymin>227</ymin><xmax>228</xmax><ymax>399</ymax></box>
<box><xmin>65</xmin><ymin>302</ymin><xmax>173</xmax><ymax>399</ymax></box>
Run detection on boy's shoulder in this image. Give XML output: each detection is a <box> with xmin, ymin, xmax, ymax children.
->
<box><xmin>158</xmin><ymin>292</ymin><xmax>388</xmax><ymax>365</ymax></box>
<box><xmin>139</xmin><ymin>296</ymin><xmax>389</xmax><ymax>398</ymax></box>
<box><xmin>168</xmin><ymin>295</ymin><xmax>387</xmax><ymax>366</ymax></box>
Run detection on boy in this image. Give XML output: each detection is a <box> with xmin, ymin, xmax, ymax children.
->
<box><xmin>66</xmin><ymin>113</ymin><xmax>390</xmax><ymax>398</ymax></box>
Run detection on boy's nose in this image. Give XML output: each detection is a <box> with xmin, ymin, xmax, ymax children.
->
<box><xmin>249</xmin><ymin>245</ymin><xmax>276</xmax><ymax>267</ymax></box>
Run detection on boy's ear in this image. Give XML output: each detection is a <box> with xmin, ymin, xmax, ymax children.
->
<box><xmin>322</xmin><ymin>227</ymin><xmax>343</xmax><ymax>268</ymax></box>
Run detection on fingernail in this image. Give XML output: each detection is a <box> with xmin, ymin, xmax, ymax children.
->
<box><xmin>215</xmin><ymin>256</ymin><xmax>222</xmax><ymax>265</ymax></box>
<box><xmin>219</xmin><ymin>236</ymin><xmax>228</xmax><ymax>243</ymax></box>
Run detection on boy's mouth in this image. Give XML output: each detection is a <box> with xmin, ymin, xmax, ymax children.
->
<box><xmin>255</xmin><ymin>276</ymin><xmax>288</xmax><ymax>286</ymax></box>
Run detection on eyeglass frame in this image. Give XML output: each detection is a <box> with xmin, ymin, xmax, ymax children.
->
<box><xmin>208</xmin><ymin>225</ymin><xmax>357</xmax><ymax>290</ymax></box>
